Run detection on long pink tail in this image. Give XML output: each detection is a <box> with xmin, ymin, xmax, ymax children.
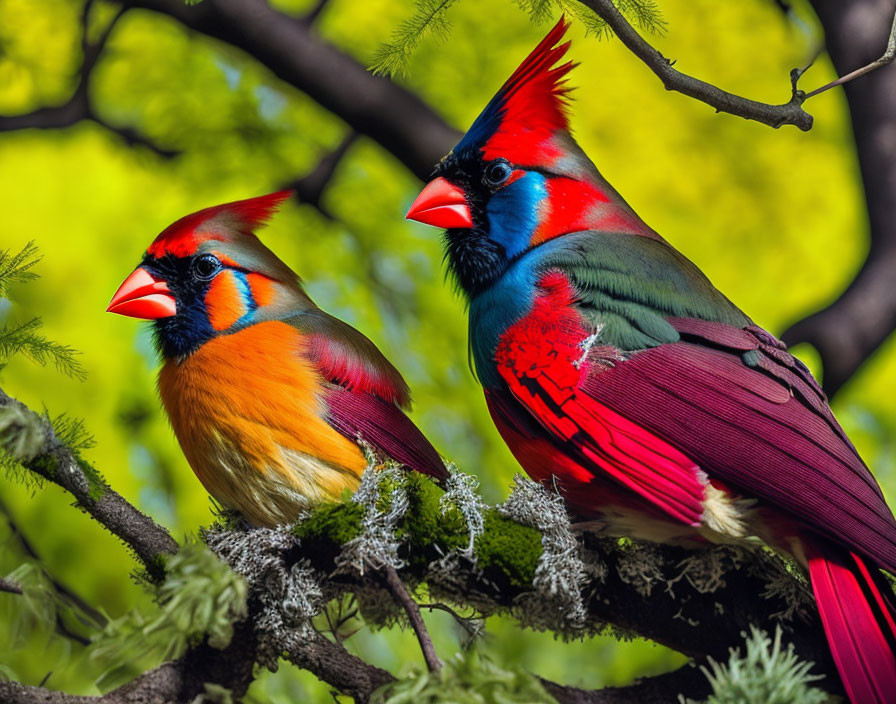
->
<box><xmin>806</xmin><ymin>540</ymin><xmax>896</xmax><ymax>703</ymax></box>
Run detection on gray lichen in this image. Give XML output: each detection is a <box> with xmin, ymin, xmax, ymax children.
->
<box><xmin>499</xmin><ymin>475</ymin><xmax>589</xmax><ymax>632</ymax></box>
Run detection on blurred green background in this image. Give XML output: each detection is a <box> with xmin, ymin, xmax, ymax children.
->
<box><xmin>1</xmin><ymin>0</ymin><xmax>894</xmax><ymax>699</ymax></box>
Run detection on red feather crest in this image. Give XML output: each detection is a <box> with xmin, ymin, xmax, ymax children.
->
<box><xmin>459</xmin><ymin>17</ymin><xmax>575</xmax><ymax>163</ymax></box>
<box><xmin>147</xmin><ymin>190</ymin><xmax>293</xmax><ymax>258</ymax></box>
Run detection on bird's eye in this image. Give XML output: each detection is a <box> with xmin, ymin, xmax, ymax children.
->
<box><xmin>483</xmin><ymin>159</ymin><xmax>513</xmax><ymax>188</ymax></box>
<box><xmin>192</xmin><ymin>254</ymin><xmax>222</xmax><ymax>280</ymax></box>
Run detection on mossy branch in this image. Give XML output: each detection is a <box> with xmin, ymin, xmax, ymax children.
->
<box><xmin>0</xmin><ymin>386</ymin><xmax>178</xmax><ymax>581</ymax></box>
<box><xmin>0</xmin><ymin>411</ymin><xmax>846</xmax><ymax>703</ymax></box>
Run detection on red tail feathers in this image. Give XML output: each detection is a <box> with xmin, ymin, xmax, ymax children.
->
<box><xmin>806</xmin><ymin>540</ymin><xmax>896</xmax><ymax>703</ymax></box>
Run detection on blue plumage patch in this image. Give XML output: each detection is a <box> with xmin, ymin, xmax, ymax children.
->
<box><xmin>486</xmin><ymin>171</ymin><xmax>546</xmax><ymax>260</ymax></box>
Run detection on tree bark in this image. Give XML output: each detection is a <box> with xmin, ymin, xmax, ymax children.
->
<box><xmin>783</xmin><ymin>0</ymin><xmax>896</xmax><ymax>395</ymax></box>
<box><xmin>121</xmin><ymin>0</ymin><xmax>460</xmax><ymax>180</ymax></box>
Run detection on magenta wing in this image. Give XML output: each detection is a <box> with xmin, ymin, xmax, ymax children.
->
<box><xmin>584</xmin><ymin>318</ymin><xmax>896</xmax><ymax>571</ymax></box>
<box><xmin>289</xmin><ymin>310</ymin><xmax>447</xmax><ymax>482</ymax></box>
<box><xmin>322</xmin><ymin>384</ymin><xmax>447</xmax><ymax>481</ymax></box>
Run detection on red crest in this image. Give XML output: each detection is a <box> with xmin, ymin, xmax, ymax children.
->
<box><xmin>147</xmin><ymin>191</ymin><xmax>292</xmax><ymax>258</ymax></box>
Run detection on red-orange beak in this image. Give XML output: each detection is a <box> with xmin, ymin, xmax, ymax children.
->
<box><xmin>406</xmin><ymin>177</ymin><xmax>473</xmax><ymax>229</ymax></box>
<box><xmin>107</xmin><ymin>267</ymin><xmax>177</xmax><ymax>319</ymax></box>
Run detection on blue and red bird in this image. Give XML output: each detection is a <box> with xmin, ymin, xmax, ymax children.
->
<box><xmin>109</xmin><ymin>192</ymin><xmax>446</xmax><ymax>526</ymax></box>
<box><xmin>407</xmin><ymin>19</ymin><xmax>896</xmax><ymax>703</ymax></box>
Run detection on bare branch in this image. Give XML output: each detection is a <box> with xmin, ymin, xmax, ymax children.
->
<box><xmin>0</xmin><ymin>620</ymin><xmax>259</xmax><ymax>704</ymax></box>
<box><xmin>541</xmin><ymin>663</ymin><xmax>711</xmax><ymax>704</ymax></box>
<box><xmin>302</xmin><ymin>0</ymin><xmax>331</xmax><ymax>26</ymax></box>
<box><xmin>578</xmin><ymin>0</ymin><xmax>893</xmax><ymax>131</ymax></box>
<box><xmin>0</xmin><ymin>576</ymin><xmax>23</xmax><ymax>594</ymax></box>
<box><xmin>578</xmin><ymin>0</ymin><xmax>814</xmax><ymax>130</ymax></box>
<box><xmin>120</xmin><ymin>0</ymin><xmax>459</xmax><ymax>179</ymax></box>
<box><xmin>281</xmin><ymin>628</ymin><xmax>396</xmax><ymax>703</ymax></box>
<box><xmin>0</xmin><ymin>388</ymin><xmax>178</xmax><ymax>580</ymax></box>
<box><xmin>383</xmin><ymin>565</ymin><xmax>442</xmax><ymax>673</ymax></box>
<box><xmin>0</xmin><ymin>3</ymin><xmax>178</xmax><ymax>159</ymax></box>
<box><xmin>283</xmin><ymin>131</ymin><xmax>359</xmax><ymax>219</ymax></box>
<box><xmin>803</xmin><ymin>6</ymin><xmax>896</xmax><ymax>98</ymax></box>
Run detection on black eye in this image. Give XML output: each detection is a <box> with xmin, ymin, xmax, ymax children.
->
<box><xmin>483</xmin><ymin>159</ymin><xmax>513</xmax><ymax>188</ymax></box>
<box><xmin>192</xmin><ymin>254</ymin><xmax>221</xmax><ymax>280</ymax></box>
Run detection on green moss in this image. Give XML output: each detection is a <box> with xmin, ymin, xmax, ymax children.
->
<box><xmin>474</xmin><ymin>512</ymin><xmax>542</xmax><ymax>587</ymax></box>
<box><xmin>294</xmin><ymin>474</ymin><xmax>543</xmax><ymax>590</ymax></box>
<box><xmin>400</xmin><ymin>473</ymin><xmax>467</xmax><ymax>565</ymax></box>
<box><xmin>28</xmin><ymin>453</ymin><xmax>57</xmax><ymax>481</ymax></box>
<box><xmin>76</xmin><ymin>458</ymin><xmax>108</xmax><ymax>501</ymax></box>
<box><xmin>295</xmin><ymin>501</ymin><xmax>365</xmax><ymax>545</ymax></box>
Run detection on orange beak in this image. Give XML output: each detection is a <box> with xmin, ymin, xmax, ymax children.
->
<box><xmin>406</xmin><ymin>177</ymin><xmax>473</xmax><ymax>229</ymax></box>
<box><xmin>107</xmin><ymin>267</ymin><xmax>177</xmax><ymax>319</ymax></box>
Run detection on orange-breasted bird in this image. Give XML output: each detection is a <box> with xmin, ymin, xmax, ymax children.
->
<box><xmin>108</xmin><ymin>191</ymin><xmax>446</xmax><ymax>525</ymax></box>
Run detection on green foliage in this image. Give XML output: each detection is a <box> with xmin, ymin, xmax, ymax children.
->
<box><xmin>373</xmin><ymin>0</ymin><xmax>666</xmax><ymax>75</ymax></box>
<box><xmin>370</xmin><ymin>0</ymin><xmax>458</xmax><ymax>76</ymax></box>
<box><xmin>88</xmin><ymin>541</ymin><xmax>247</xmax><ymax>690</ymax></box>
<box><xmin>0</xmin><ymin>241</ymin><xmax>39</xmax><ymax>296</ymax></box>
<box><xmin>371</xmin><ymin>650</ymin><xmax>556</xmax><ymax>703</ymax></box>
<box><xmin>474</xmin><ymin>511</ymin><xmax>541</xmax><ymax>587</ymax></box>
<box><xmin>687</xmin><ymin>626</ymin><xmax>827</xmax><ymax>704</ymax></box>
<box><xmin>0</xmin><ymin>243</ymin><xmax>84</xmax><ymax>380</ymax></box>
<box><xmin>562</xmin><ymin>0</ymin><xmax>666</xmax><ymax>39</ymax></box>
<box><xmin>1</xmin><ymin>564</ymin><xmax>57</xmax><ymax>652</ymax></box>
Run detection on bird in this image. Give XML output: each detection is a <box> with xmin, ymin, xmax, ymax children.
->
<box><xmin>406</xmin><ymin>18</ymin><xmax>896</xmax><ymax>703</ymax></box>
<box><xmin>108</xmin><ymin>191</ymin><xmax>446</xmax><ymax>526</ymax></box>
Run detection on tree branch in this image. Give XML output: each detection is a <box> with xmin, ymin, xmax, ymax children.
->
<box><xmin>541</xmin><ymin>663</ymin><xmax>711</xmax><ymax>704</ymax></box>
<box><xmin>291</xmin><ymin>485</ymin><xmax>843</xmax><ymax>696</ymax></box>
<box><xmin>383</xmin><ymin>564</ymin><xmax>442</xmax><ymax>673</ymax></box>
<box><xmin>580</xmin><ymin>0</ymin><xmax>895</xmax><ymax>133</ymax></box>
<box><xmin>0</xmin><ymin>620</ymin><xmax>259</xmax><ymax>704</ymax></box>
<box><xmin>283</xmin><ymin>131</ymin><xmax>358</xmax><ymax>219</ymax></box>
<box><xmin>0</xmin><ymin>388</ymin><xmax>178</xmax><ymax>580</ymax></box>
<box><xmin>120</xmin><ymin>0</ymin><xmax>459</xmax><ymax>179</ymax></box>
<box><xmin>0</xmin><ymin>2</ymin><xmax>178</xmax><ymax>159</ymax></box>
<box><xmin>280</xmin><ymin>628</ymin><xmax>396</xmax><ymax>703</ymax></box>
<box><xmin>578</xmin><ymin>0</ymin><xmax>814</xmax><ymax>130</ymax></box>
<box><xmin>781</xmin><ymin>0</ymin><xmax>896</xmax><ymax>396</ymax></box>
<box><xmin>803</xmin><ymin>6</ymin><xmax>896</xmax><ymax>98</ymax></box>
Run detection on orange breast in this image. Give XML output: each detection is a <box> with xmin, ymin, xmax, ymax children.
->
<box><xmin>158</xmin><ymin>321</ymin><xmax>365</xmax><ymax>525</ymax></box>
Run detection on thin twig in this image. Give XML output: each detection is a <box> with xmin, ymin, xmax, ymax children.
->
<box><xmin>803</xmin><ymin>7</ymin><xmax>896</xmax><ymax>98</ymax></box>
<box><xmin>0</xmin><ymin>577</ymin><xmax>23</xmax><ymax>594</ymax></box>
<box><xmin>383</xmin><ymin>566</ymin><xmax>442</xmax><ymax>673</ymax></box>
<box><xmin>0</xmin><ymin>494</ymin><xmax>107</xmax><ymax>627</ymax></box>
<box><xmin>283</xmin><ymin>131</ymin><xmax>358</xmax><ymax>219</ymax></box>
<box><xmin>580</xmin><ymin>0</ymin><xmax>896</xmax><ymax>130</ymax></box>
<box><xmin>579</xmin><ymin>0</ymin><xmax>814</xmax><ymax>130</ymax></box>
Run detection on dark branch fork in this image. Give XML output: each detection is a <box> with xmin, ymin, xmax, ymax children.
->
<box><xmin>580</xmin><ymin>0</ymin><xmax>896</xmax><ymax>131</ymax></box>
<box><xmin>781</xmin><ymin>0</ymin><xmax>896</xmax><ymax>396</ymax></box>
<box><xmin>0</xmin><ymin>1</ymin><xmax>177</xmax><ymax>158</ymax></box>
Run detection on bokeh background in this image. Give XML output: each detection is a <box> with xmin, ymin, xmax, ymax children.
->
<box><xmin>1</xmin><ymin>0</ymin><xmax>894</xmax><ymax>699</ymax></box>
